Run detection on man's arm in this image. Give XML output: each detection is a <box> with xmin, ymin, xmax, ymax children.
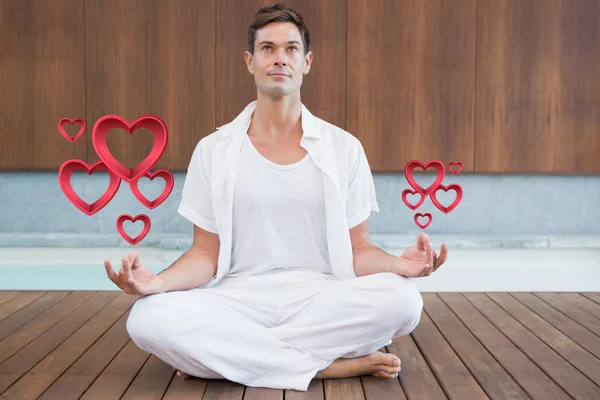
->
<box><xmin>350</xmin><ymin>219</ymin><xmax>447</xmax><ymax>278</ymax></box>
<box><xmin>157</xmin><ymin>225</ymin><xmax>220</xmax><ymax>291</ymax></box>
<box><xmin>349</xmin><ymin>219</ymin><xmax>402</xmax><ymax>277</ymax></box>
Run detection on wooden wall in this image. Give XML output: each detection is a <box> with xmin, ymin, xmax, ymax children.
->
<box><xmin>0</xmin><ymin>0</ymin><xmax>598</xmax><ymax>174</ymax></box>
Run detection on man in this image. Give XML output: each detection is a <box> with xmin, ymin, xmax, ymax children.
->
<box><xmin>104</xmin><ymin>3</ymin><xmax>448</xmax><ymax>392</ymax></box>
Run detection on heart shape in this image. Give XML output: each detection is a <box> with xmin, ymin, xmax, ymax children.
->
<box><xmin>130</xmin><ymin>169</ymin><xmax>174</xmax><ymax>209</ymax></box>
<box><xmin>92</xmin><ymin>114</ymin><xmax>168</xmax><ymax>183</ymax></box>
<box><xmin>116</xmin><ymin>214</ymin><xmax>151</xmax><ymax>245</ymax></box>
<box><xmin>401</xmin><ymin>188</ymin><xmax>425</xmax><ymax>210</ymax></box>
<box><xmin>404</xmin><ymin>160</ymin><xmax>445</xmax><ymax>195</ymax></box>
<box><xmin>414</xmin><ymin>213</ymin><xmax>432</xmax><ymax>229</ymax></box>
<box><xmin>430</xmin><ymin>183</ymin><xmax>463</xmax><ymax>214</ymax></box>
<box><xmin>58</xmin><ymin>159</ymin><xmax>121</xmax><ymax>215</ymax></box>
<box><xmin>448</xmin><ymin>162</ymin><xmax>463</xmax><ymax>175</ymax></box>
<box><xmin>58</xmin><ymin>118</ymin><xmax>86</xmax><ymax>142</ymax></box>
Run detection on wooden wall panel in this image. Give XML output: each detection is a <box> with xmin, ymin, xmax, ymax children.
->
<box><xmin>346</xmin><ymin>0</ymin><xmax>478</xmax><ymax>172</ymax></box>
<box><xmin>215</xmin><ymin>0</ymin><xmax>347</xmax><ymax>129</ymax></box>
<box><xmin>475</xmin><ymin>0</ymin><xmax>600</xmax><ymax>174</ymax></box>
<box><xmin>1</xmin><ymin>0</ymin><xmax>598</xmax><ymax>174</ymax></box>
<box><xmin>85</xmin><ymin>0</ymin><xmax>216</xmax><ymax>172</ymax></box>
<box><xmin>0</xmin><ymin>0</ymin><xmax>86</xmax><ymax>170</ymax></box>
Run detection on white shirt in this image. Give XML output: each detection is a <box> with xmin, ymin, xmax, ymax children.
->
<box><xmin>177</xmin><ymin>101</ymin><xmax>379</xmax><ymax>288</ymax></box>
<box><xmin>228</xmin><ymin>132</ymin><xmax>331</xmax><ymax>277</ymax></box>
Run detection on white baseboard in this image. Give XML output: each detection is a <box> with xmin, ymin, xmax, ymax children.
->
<box><xmin>0</xmin><ymin>247</ymin><xmax>598</xmax><ymax>292</ymax></box>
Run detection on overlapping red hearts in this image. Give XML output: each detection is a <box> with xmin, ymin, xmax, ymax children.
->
<box><xmin>402</xmin><ymin>160</ymin><xmax>463</xmax><ymax>229</ymax></box>
<box><xmin>58</xmin><ymin>115</ymin><xmax>174</xmax><ymax>245</ymax></box>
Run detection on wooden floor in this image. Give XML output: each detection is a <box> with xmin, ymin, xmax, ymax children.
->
<box><xmin>1</xmin><ymin>291</ymin><xmax>600</xmax><ymax>399</ymax></box>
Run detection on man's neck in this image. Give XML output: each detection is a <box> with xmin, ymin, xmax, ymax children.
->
<box><xmin>249</xmin><ymin>94</ymin><xmax>303</xmax><ymax>141</ymax></box>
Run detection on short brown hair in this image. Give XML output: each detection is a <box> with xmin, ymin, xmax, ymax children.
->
<box><xmin>247</xmin><ymin>3</ymin><xmax>310</xmax><ymax>55</ymax></box>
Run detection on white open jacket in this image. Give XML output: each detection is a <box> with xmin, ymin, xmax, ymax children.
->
<box><xmin>177</xmin><ymin>101</ymin><xmax>380</xmax><ymax>288</ymax></box>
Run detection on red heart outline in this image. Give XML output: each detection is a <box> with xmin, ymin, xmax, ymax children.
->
<box><xmin>116</xmin><ymin>214</ymin><xmax>151</xmax><ymax>245</ymax></box>
<box><xmin>404</xmin><ymin>160</ymin><xmax>445</xmax><ymax>195</ymax></box>
<box><xmin>430</xmin><ymin>183</ymin><xmax>463</xmax><ymax>214</ymax></box>
<box><xmin>58</xmin><ymin>159</ymin><xmax>121</xmax><ymax>215</ymax></box>
<box><xmin>58</xmin><ymin>118</ymin><xmax>86</xmax><ymax>142</ymax></box>
<box><xmin>448</xmin><ymin>162</ymin><xmax>463</xmax><ymax>175</ymax></box>
<box><xmin>92</xmin><ymin>114</ymin><xmax>168</xmax><ymax>183</ymax></box>
<box><xmin>130</xmin><ymin>169</ymin><xmax>174</xmax><ymax>209</ymax></box>
<box><xmin>414</xmin><ymin>213</ymin><xmax>432</xmax><ymax>229</ymax></box>
<box><xmin>402</xmin><ymin>188</ymin><xmax>425</xmax><ymax>210</ymax></box>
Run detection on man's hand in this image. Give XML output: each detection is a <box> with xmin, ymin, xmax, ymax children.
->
<box><xmin>104</xmin><ymin>250</ymin><xmax>167</xmax><ymax>296</ymax></box>
<box><xmin>394</xmin><ymin>233</ymin><xmax>448</xmax><ymax>278</ymax></box>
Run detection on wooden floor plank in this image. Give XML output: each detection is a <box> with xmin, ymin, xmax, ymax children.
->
<box><xmin>0</xmin><ymin>291</ymin><xmax>95</xmax><ymax>364</ymax></box>
<box><xmin>534</xmin><ymin>293</ymin><xmax>600</xmax><ymax>337</ymax></box>
<box><xmin>0</xmin><ymin>292</ymin><xmax>70</xmax><ymax>341</ymax></box>
<box><xmin>119</xmin><ymin>355</ymin><xmax>176</xmax><ymax>400</ymax></box>
<box><xmin>561</xmin><ymin>293</ymin><xmax>600</xmax><ymax>320</ymax></box>
<box><xmin>438</xmin><ymin>293</ymin><xmax>570</xmax><ymax>400</ymax></box>
<box><xmin>581</xmin><ymin>293</ymin><xmax>600</xmax><ymax>306</ymax></box>
<box><xmin>36</xmin><ymin>309</ymin><xmax>133</xmax><ymax>400</ymax></box>
<box><xmin>0</xmin><ymin>292</ymin><xmax>135</xmax><ymax>399</ymax></box>
<box><xmin>161</xmin><ymin>375</ymin><xmax>208</xmax><ymax>400</ymax></box>
<box><xmin>387</xmin><ymin>334</ymin><xmax>447</xmax><ymax>399</ymax></box>
<box><xmin>488</xmin><ymin>293</ymin><xmax>600</xmax><ymax>386</ymax></box>
<box><xmin>463</xmin><ymin>293</ymin><xmax>600</xmax><ymax>400</ymax></box>
<box><xmin>360</xmin><ymin>346</ymin><xmax>406</xmax><ymax>400</ymax></box>
<box><xmin>0</xmin><ymin>292</ymin><xmax>46</xmax><ymax>321</ymax></box>
<box><xmin>324</xmin><ymin>378</ymin><xmax>364</xmax><ymax>400</ymax></box>
<box><xmin>423</xmin><ymin>293</ymin><xmax>529</xmax><ymax>399</ymax></box>
<box><xmin>0</xmin><ymin>292</ymin><xmax>22</xmax><ymax>306</ymax></box>
<box><xmin>410</xmin><ymin>310</ymin><xmax>489</xmax><ymax>399</ymax></box>
<box><xmin>0</xmin><ymin>292</ymin><xmax>119</xmax><ymax>395</ymax></box>
<box><xmin>512</xmin><ymin>293</ymin><xmax>600</xmax><ymax>359</ymax></box>
<box><xmin>79</xmin><ymin>340</ymin><xmax>150</xmax><ymax>400</ymax></box>
<box><xmin>200</xmin><ymin>379</ymin><xmax>244</xmax><ymax>400</ymax></box>
<box><xmin>243</xmin><ymin>386</ymin><xmax>284</xmax><ymax>400</ymax></box>
<box><xmin>285</xmin><ymin>380</ymin><xmax>324</xmax><ymax>400</ymax></box>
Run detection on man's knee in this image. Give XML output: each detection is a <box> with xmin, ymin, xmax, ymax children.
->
<box><xmin>373</xmin><ymin>273</ymin><xmax>424</xmax><ymax>335</ymax></box>
<box><xmin>126</xmin><ymin>293</ymin><xmax>181</xmax><ymax>350</ymax></box>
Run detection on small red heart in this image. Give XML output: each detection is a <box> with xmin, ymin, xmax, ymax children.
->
<box><xmin>448</xmin><ymin>162</ymin><xmax>463</xmax><ymax>175</ymax></box>
<box><xmin>58</xmin><ymin>118</ymin><xmax>86</xmax><ymax>142</ymax></box>
<box><xmin>404</xmin><ymin>160</ymin><xmax>445</xmax><ymax>195</ymax></box>
<box><xmin>402</xmin><ymin>188</ymin><xmax>425</xmax><ymax>210</ymax></box>
<box><xmin>414</xmin><ymin>213</ymin><xmax>432</xmax><ymax>229</ymax></box>
<box><xmin>430</xmin><ymin>184</ymin><xmax>463</xmax><ymax>214</ymax></box>
<box><xmin>130</xmin><ymin>169</ymin><xmax>174</xmax><ymax>209</ymax></box>
<box><xmin>58</xmin><ymin>159</ymin><xmax>121</xmax><ymax>215</ymax></box>
<box><xmin>116</xmin><ymin>214</ymin><xmax>151</xmax><ymax>245</ymax></box>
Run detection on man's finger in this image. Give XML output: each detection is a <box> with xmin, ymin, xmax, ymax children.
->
<box><xmin>104</xmin><ymin>260</ymin><xmax>123</xmax><ymax>289</ymax></box>
<box><xmin>426</xmin><ymin>241</ymin><xmax>434</xmax><ymax>265</ymax></box>
<box><xmin>122</xmin><ymin>258</ymin><xmax>135</xmax><ymax>290</ymax></box>
<box><xmin>434</xmin><ymin>243</ymin><xmax>448</xmax><ymax>270</ymax></box>
<box><xmin>129</xmin><ymin>250</ymin><xmax>141</xmax><ymax>269</ymax></box>
<box><xmin>416</xmin><ymin>233</ymin><xmax>426</xmax><ymax>251</ymax></box>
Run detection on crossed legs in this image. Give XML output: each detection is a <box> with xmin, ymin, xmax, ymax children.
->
<box><xmin>126</xmin><ymin>271</ymin><xmax>423</xmax><ymax>391</ymax></box>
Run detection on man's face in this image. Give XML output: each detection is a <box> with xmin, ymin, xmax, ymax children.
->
<box><xmin>245</xmin><ymin>22</ymin><xmax>312</xmax><ymax>97</ymax></box>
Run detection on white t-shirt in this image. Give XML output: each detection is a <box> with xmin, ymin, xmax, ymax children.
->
<box><xmin>227</xmin><ymin>133</ymin><xmax>331</xmax><ymax>277</ymax></box>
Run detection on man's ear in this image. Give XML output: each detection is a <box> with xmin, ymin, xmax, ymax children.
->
<box><xmin>244</xmin><ymin>51</ymin><xmax>255</xmax><ymax>74</ymax></box>
<box><xmin>303</xmin><ymin>51</ymin><xmax>313</xmax><ymax>75</ymax></box>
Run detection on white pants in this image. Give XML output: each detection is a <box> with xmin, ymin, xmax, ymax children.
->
<box><xmin>126</xmin><ymin>268</ymin><xmax>423</xmax><ymax>391</ymax></box>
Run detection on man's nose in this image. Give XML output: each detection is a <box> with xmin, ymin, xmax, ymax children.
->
<box><xmin>273</xmin><ymin>49</ymin><xmax>288</xmax><ymax>65</ymax></box>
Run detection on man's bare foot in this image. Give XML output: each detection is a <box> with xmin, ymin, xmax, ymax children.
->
<box><xmin>315</xmin><ymin>351</ymin><xmax>401</xmax><ymax>380</ymax></box>
<box><xmin>172</xmin><ymin>366</ymin><xmax>190</xmax><ymax>379</ymax></box>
